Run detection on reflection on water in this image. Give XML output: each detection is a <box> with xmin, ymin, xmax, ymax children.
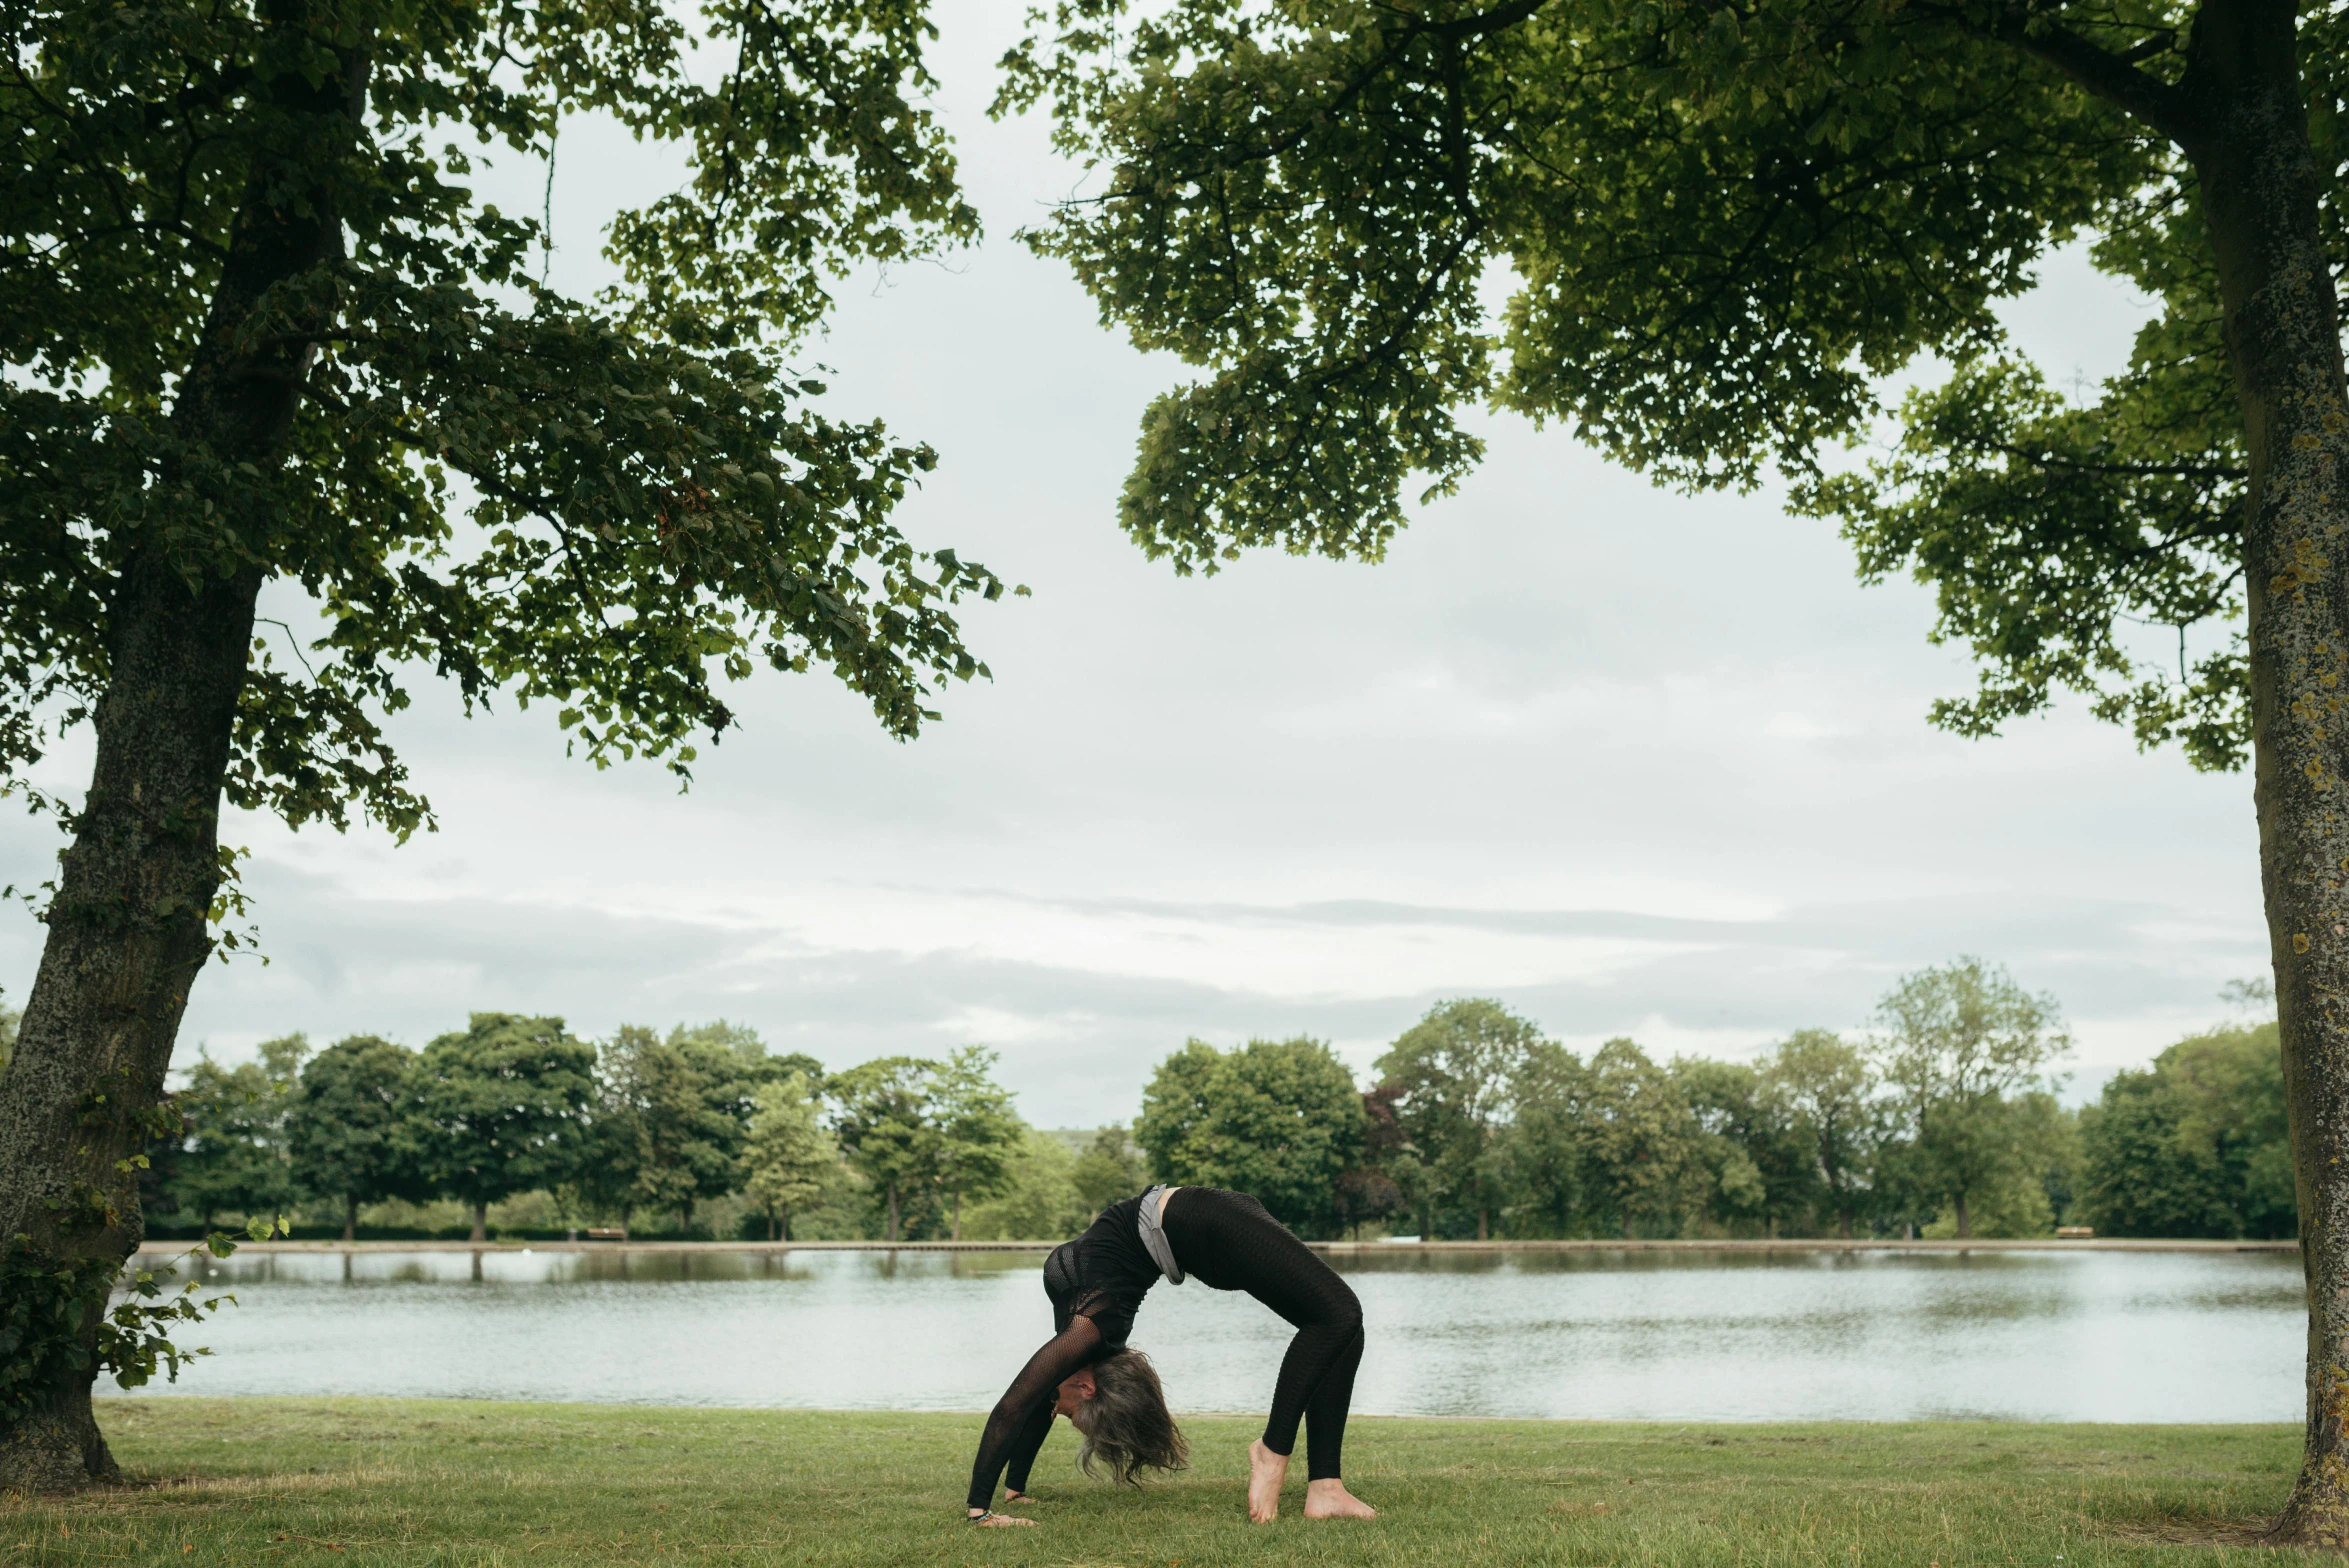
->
<box><xmin>112</xmin><ymin>1246</ymin><xmax>2304</xmax><ymax>1423</ymax></box>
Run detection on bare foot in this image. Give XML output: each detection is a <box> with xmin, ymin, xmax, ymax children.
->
<box><xmin>969</xmin><ymin>1512</ymin><xmax>1036</xmax><ymax>1528</ymax></box>
<box><xmin>1304</xmin><ymin>1478</ymin><xmax>1378</xmax><ymax>1519</ymax></box>
<box><xmin>1002</xmin><ymin>1491</ymin><xmax>1034</xmax><ymax>1504</ymax></box>
<box><xmin>1247</xmin><ymin>1439</ymin><xmax>1289</xmax><ymax>1523</ymax></box>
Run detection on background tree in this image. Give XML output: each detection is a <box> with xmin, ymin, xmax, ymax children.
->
<box><xmin>1759</xmin><ymin>1031</ymin><xmax>1878</xmax><ymax>1239</ymax></box>
<box><xmin>2083</xmin><ymin>1022</ymin><xmax>2296</xmax><ymax>1239</ymax></box>
<box><xmin>673</xmin><ymin>1022</ymin><xmax>800</xmax><ymax>1098</ymax></box>
<box><xmin>929</xmin><ymin>1047</ymin><xmax>1025</xmax><ymax>1240</ymax></box>
<box><xmin>1071</xmin><ymin>1125</ymin><xmax>1149</xmax><ymax>1215</ymax></box>
<box><xmin>590</xmin><ymin>1023</ymin><xmax>771</xmax><ymax>1234</ymax></box>
<box><xmin>1334</xmin><ymin>1085</ymin><xmax>1412</xmax><ymax>1239</ymax></box>
<box><xmin>165</xmin><ymin>1038</ymin><xmax>307</xmax><ymax>1229</ymax></box>
<box><xmin>0</xmin><ymin>0</ymin><xmax>1005</xmax><ymax>1488</ymax></box>
<box><xmin>1375</xmin><ymin>998</ymin><xmax>1542</xmax><ymax>1240</ymax></box>
<box><xmin>413</xmin><ymin>1015</ymin><xmax>595</xmax><ymax>1244</ymax></box>
<box><xmin>1672</xmin><ymin>1057</ymin><xmax>1814</xmax><ymax>1237</ymax></box>
<box><xmin>827</xmin><ymin>1056</ymin><xmax>939</xmax><ymax>1243</ymax></box>
<box><xmin>962</xmin><ymin>1129</ymin><xmax>1094</xmax><ymax>1242</ymax></box>
<box><xmin>740</xmin><ymin>1072</ymin><xmax>837</xmax><ymax>1242</ymax></box>
<box><xmin>1134</xmin><ymin>1037</ymin><xmax>1364</xmax><ymax>1236</ymax></box>
<box><xmin>1872</xmin><ymin>960</ymin><xmax>2070</xmax><ymax>1239</ymax></box>
<box><xmin>1501</xmin><ymin>1043</ymin><xmax>1591</xmax><ymax>1238</ymax></box>
<box><xmin>1131</xmin><ymin>1041</ymin><xmax>1226</xmax><ymax>1185</ymax></box>
<box><xmin>287</xmin><ymin>1035</ymin><xmax>422</xmax><ymax>1242</ymax></box>
<box><xmin>996</xmin><ymin>0</ymin><xmax>2349</xmax><ymax>1530</ymax></box>
<box><xmin>1576</xmin><ymin>1040</ymin><xmax>1702</xmax><ymax>1239</ymax></box>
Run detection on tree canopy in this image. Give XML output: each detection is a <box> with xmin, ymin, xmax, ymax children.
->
<box><xmin>2</xmin><ymin>0</ymin><xmax>1011</xmax><ymax>838</ymax></box>
<box><xmin>285</xmin><ymin>1034</ymin><xmax>424</xmax><ymax>1239</ymax></box>
<box><xmin>412</xmin><ymin>1013</ymin><xmax>596</xmax><ymax>1238</ymax></box>
<box><xmin>1869</xmin><ymin>958</ymin><xmax>2070</xmax><ymax>1238</ymax></box>
<box><xmin>2081</xmin><ymin>1022</ymin><xmax>2295</xmax><ymax>1238</ymax></box>
<box><xmin>1374</xmin><ymin>998</ymin><xmax>1543</xmax><ymax>1239</ymax></box>
<box><xmin>995</xmin><ymin>0</ymin><xmax>2275</xmax><ymax>766</ymax></box>
<box><xmin>168</xmin><ymin>1037</ymin><xmax>306</xmax><ymax>1227</ymax></box>
<box><xmin>740</xmin><ymin>1072</ymin><xmax>838</xmax><ymax>1240</ymax></box>
<box><xmin>1135</xmin><ymin>1036</ymin><xmax>1362</xmax><ymax>1235</ymax></box>
<box><xmin>587</xmin><ymin>1023</ymin><xmax>778</xmax><ymax>1229</ymax></box>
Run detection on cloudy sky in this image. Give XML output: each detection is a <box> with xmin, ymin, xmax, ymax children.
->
<box><xmin>0</xmin><ymin>4</ymin><xmax>2267</xmax><ymax>1128</ymax></box>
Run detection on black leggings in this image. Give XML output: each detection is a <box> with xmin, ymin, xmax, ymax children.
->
<box><xmin>1163</xmin><ymin>1187</ymin><xmax>1364</xmax><ymax>1480</ymax></box>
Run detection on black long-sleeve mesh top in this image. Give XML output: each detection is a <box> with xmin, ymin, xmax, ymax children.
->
<box><xmin>964</xmin><ymin>1194</ymin><xmax>1163</xmax><ymax>1511</ymax></box>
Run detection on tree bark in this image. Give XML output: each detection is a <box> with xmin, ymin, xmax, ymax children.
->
<box><xmin>344</xmin><ymin>1194</ymin><xmax>358</xmax><ymax>1245</ymax></box>
<box><xmin>2161</xmin><ymin>0</ymin><xmax>2349</xmax><ymax>1542</ymax></box>
<box><xmin>1953</xmin><ymin>1193</ymin><xmax>1971</xmax><ymax>1240</ymax></box>
<box><xmin>1477</xmin><ymin>1207</ymin><xmax>1488</xmax><ymax>1242</ymax></box>
<box><xmin>886</xmin><ymin>1182</ymin><xmax>901</xmax><ymax>1243</ymax></box>
<box><xmin>469</xmin><ymin>1203</ymin><xmax>488</xmax><ymax>1244</ymax></box>
<box><xmin>0</xmin><ymin>17</ymin><xmax>366</xmax><ymax>1492</ymax></box>
<box><xmin>0</xmin><ymin>550</ymin><xmax>264</xmax><ymax>1491</ymax></box>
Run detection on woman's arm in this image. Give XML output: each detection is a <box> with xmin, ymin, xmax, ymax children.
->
<box><xmin>1000</xmin><ymin>1393</ymin><xmax>1057</xmax><ymax>1502</ymax></box>
<box><xmin>966</xmin><ymin>1316</ymin><xmax>1103</xmax><ymax>1519</ymax></box>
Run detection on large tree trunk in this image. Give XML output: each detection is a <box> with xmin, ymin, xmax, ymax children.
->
<box><xmin>0</xmin><ymin>18</ymin><xmax>365</xmax><ymax>1493</ymax></box>
<box><xmin>344</xmin><ymin>1194</ymin><xmax>359</xmax><ymax>1245</ymax></box>
<box><xmin>0</xmin><ymin>554</ymin><xmax>264</xmax><ymax>1491</ymax></box>
<box><xmin>1953</xmin><ymin>1193</ymin><xmax>1971</xmax><ymax>1240</ymax></box>
<box><xmin>2175</xmin><ymin>0</ymin><xmax>2349</xmax><ymax>1543</ymax></box>
<box><xmin>885</xmin><ymin>1182</ymin><xmax>901</xmax><ymax>1244</ymax></box>
<box><xmin>469</xmin><ymin>1202</ymin><xmax>488</xmax><ymax>1244</ymax></box>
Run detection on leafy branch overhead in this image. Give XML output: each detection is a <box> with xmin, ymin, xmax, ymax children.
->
<box><xmin>0</xmin><ymin>0</ymin><xmax>1008</xmax><ymax>843</ymax></box>
<box><xmin>996</xmin><ymin>0</ymin><xmax>2320</xmax><ymax>767</ymax></box>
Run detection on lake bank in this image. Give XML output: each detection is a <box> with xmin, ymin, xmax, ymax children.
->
<box><xmin>132</xmin><ymin>1235</ymin><xmax>2300</xmax><ymax>1255</ymax></box>
<box><xmin>4</xmin><ymin>1398</ymin><xmax>2316</xmax><ymax>1566</ymax></box>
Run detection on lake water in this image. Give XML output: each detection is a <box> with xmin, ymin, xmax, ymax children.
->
<box><xmin>107</xmin><ymin>1246</ymin><xmax>2305</xmax><ymax>1423</ymax></box>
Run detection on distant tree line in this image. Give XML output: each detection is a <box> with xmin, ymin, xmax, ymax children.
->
<box><xmin>150</xmin><ymin>959</ymin><xmax>2294</xmax><ymax>1244</ymax></box>
<box><xmin>1129</xmin><ymin>959</ymin><xmax>2294</xmax><ymax>1244</ymax></box>
<box><xmin>148</xmin><ymin>1016</ymin><xmax>1084</xmax><ymax>1244</ymax></box>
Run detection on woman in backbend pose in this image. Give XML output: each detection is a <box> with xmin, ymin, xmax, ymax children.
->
<box><xmin>963</xmin><ymin>1185</ymin><xmax>1376</xmax><ymax>1527</ymax></box>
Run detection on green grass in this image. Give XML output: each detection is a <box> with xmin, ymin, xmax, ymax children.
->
<box><xmin>0</xmin><ymin>1398</ymin><xmax>2323</xmax><ymax>1566</ymax></box>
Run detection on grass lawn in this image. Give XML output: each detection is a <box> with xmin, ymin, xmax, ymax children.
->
<box><xmin>0</xmin><ymin>1399</ymin><xmax>2322</xmax><ymax>1566</ymax></box>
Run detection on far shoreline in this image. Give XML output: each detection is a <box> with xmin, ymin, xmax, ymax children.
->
<box><xmin>130</xmin><ymin>1235</ymin><xmax>2299</xmax><ymax>1256</ymax></box>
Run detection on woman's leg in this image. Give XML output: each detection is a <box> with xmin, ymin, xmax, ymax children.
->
<box><xmin>1303</xmin><ymin>1318</ymin><xmax>1363</xmax><ymax>1480</ymax></box>
<box><xmin>1164</xmin><ymin>1189</ymin><xmax>1373</xmax><ymax>1517</ymax></box>
<box><xmin>1263</xmin><ymin>1303</ymin><xmax>1363</xmax><ymax>1460</ymax></box>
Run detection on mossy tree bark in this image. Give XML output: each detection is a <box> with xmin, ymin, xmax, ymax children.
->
<box><xmin>2160</xmin><ymin>0</ymin><xmax>2349</xmax><ymax>1545</ymax></box>
<box><xmin>0</xmin><ymin>29</ymin><xmax>366</xmax><ymax>1491</ymax></box>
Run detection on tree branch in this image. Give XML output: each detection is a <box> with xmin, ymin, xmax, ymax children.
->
<box><xmin>1944</xmin><ymin>8</ymin><xmax>2203</xmax><ymax>151</ymax></box>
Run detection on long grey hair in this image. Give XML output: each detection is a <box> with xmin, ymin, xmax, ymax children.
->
<box><xmin>1067</xmin><ymin>1349</ymin><xmax>1189</xmax><ymax>1485</ymax></box>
